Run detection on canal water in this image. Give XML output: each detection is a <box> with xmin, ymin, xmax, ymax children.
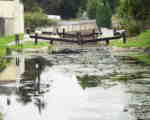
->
<box><xmin>0</xmin><ymin>46</ymin><xmax>150</xmax><ymax>120</ymax></box>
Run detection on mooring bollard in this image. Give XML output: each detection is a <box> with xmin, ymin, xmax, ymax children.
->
<box><xmin>122</xmin><ymin>32</ymin><xmax>127</xmax><ymax>44</ymax></box>
<box><xmin>26</xmin><ymin>28</ymin><xmax>30</xmax><ymax>34</ymax></box>
<box><xmin>15</xmin><ymin>34</ymin><xmax>20</xmax><ymax>46</ymax></box>
<box><xmin>106</xmin><ymin>40</ymin><xmax>110</xmax><ymax>45</ymax></box>
<box><xmin>113</xmin><ymin>28</ymin><xmax>121</xmax><ymax>36</ymax></box>
<box><xmin>113</xmin><ymin>28</ymin><xmax>117</xmax><ymax>36</ymax></box>
<box><xmin>35</xmin><ymin>63</ymin><xmax>41</xmax><ymax>93</ymax></box>
<box><xmin>62</xmin><ymin>28</ymin><xmax>65</xmax><ymax>38</ymax></box>
<box><xmin>34</xmin><ymin>33</ymin><xmax>38</xmax><ymax>45</ymax></box>
<box><xmin>56</xmin><ymin>28</ymin><xmax>59</xmax><ymax>34</ymax></box>
<box><xmin>16</xmin><ymin>56</ymin><xmax>20</xmax><ymax>66</ymax></box>
<box><xmin>77</xmin><ymin>32</ymin><xmax>82</xmax><ymax>45</ymax></box>
<box><xmin>92</xmin><ymin>29</ymin><xmax>96</xmax><ymax>39</ymax></box>
<box><xmin>50</xmin><ymin>40</ymin><xmax>53</xmax><ymax>44</ymax></box>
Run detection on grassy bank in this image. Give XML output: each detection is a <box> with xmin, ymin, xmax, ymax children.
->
<box><xmin>10</xmin><ymin>41</ymin><xmax>50</xmax><ymax>51</ymax></box>
<box><xmin>0</xmin><ymin>34</ymin><xmax>52</xmax><ymax>54</ymax></box>
<box><xmin>0</xmin><ymin>35</ymin><xmax>51</xmax><ymax>71</ymax></box>
<box><xmin>111</xmin><ymin>30</ymin><xmax>150</xmax><ymax>48</ymax></box>
<box><xmin>0</xmin><ymin>113</ymin><xmax>3</xmax><ymax>120</ymax></box>
<box><xmin>0</xmin><ymin>35</ymin><xmax>15</xmax><ymax>57</ymax></box>
<box><xmin>0</xmin><ymin>35</ymin><xmax>20</xmax><ymax>71</ymax></box>
<box><xmin>111</xmin><ymin>30</ymin><xmax>150</xmax><ymax>64</ymax></box>
<box><xmin>0</xmin><ymin>34</ymin><xmax>24</xmax><ymax>57</ymax></box>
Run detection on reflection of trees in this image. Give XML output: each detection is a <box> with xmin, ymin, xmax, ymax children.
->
<box><xmin>0</xmin><ymin>57</ymin><xmax>11</xmax><ymax>72</ymax></box>
<box><xmin>16</xmin><ymin>56</ymin><xmax>52</xmax><ymax>113</ymax></box>
<box><xmin>34</xmin><ymin>97</ymin><xmax>46</xmax><ymax>114</ymax></box>
<box><xmin>77</xmin><ymin>75</ymin><xmax>119</xmax><ymax>90</ymax></box>
<box><xmin>0</xmin><ymin>86</ymin><xmax>16</xmax><ymax>96</ymax></box>
<box><xmin>77</xmin><ymin>75</ymin><xmax>101</xmax><ymax>89</ymax></box>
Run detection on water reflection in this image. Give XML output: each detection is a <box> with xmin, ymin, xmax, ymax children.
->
<box><xmin>0</xmin><ymin>48</ymin><xmax>150</xmax><ymax>120</ymax></box>
<box><xmin>77</xmin><ymin>75</ymin><xmax>120</xmax><ymax>90</ymax></box>
<box><xmin>77</xmin><ymin>75</ymin><xmax>101</xmax><ymax>89</ymax></box>
<box><xmin>0</xmin><ymin>57</ymin><xmax>11</xmax><ymax>72</ymax></box>
<box><xmin>16</xmin><ymin>57</ymin><xmax>52</xmax><ymax>110</ymax></box>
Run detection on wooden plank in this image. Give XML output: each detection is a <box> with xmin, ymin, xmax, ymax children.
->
<box><xmin>82</xmin><ymin>35</ymin><xmax>122</xmax><ymax>44</ymax></box>
<box><xmin>30</xmin><ymin>31</ymin><xmax>124</xmax><ymax>45</ymax></box>
<box><xmin>30</xmin><ymin>35</ymin><xmax>78</xmax><ymax>43</ymax></box>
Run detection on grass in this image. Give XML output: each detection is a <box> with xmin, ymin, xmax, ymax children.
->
<box><xmin>0</xmin><ymin>34</ymin><xmax>24</xmax><ymax>71</ymax></box>
<box><xmin>0</xmin><ymin>34</ymin><xmax>52</xmax><ymax>72</ymax></box>
<box><xmin>0</xmin><ymin>112</ymin><xmax>3</xmax><ymax>120</ymax></box>
<box><xmin>0</xmin><ymin>48</ymin><xmax>6</xmax><ymax>58</ymax></box>
<box><xmin>111</xmin><ymin>29</ymin><xmax>150</xmax><ymax>64</ymax></box>
<box><xmin>133</xmin><ymin>54</ymin><xmax>150</xmax><ymax>65</ymax></box>
<box><xmin>0</xmin><ymin>34</ymin><xmax>53</xmax><ymax>55</ymax></box>
<box><xmin>0</xmin><ymin>35</ymin><xmax>17</xmax><ymax>57</ymax></box>
<box><xmin>0</xmin><ymin>34</ymin><xmax>24</xmax><ymax>57</ymax></box>
<box><xmin>10</xmin><ymin>41</ymin><xmax>52</xmax><ymax>51</ymax></box>
<box><xmin>111</xmin><ymin>30</ymin><xmax>150</xmax><ymax>48</ymax></box>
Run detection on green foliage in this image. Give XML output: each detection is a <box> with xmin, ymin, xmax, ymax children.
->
<box><xmin>87</xmin><ymin>0</ymin><xmax>98</xmax><ymax>19</ymax></box>
<box><xmin>77</xmin><ymin>75</ymin><xmax>101</xmax><ymax>89</ymax></box>
<box><xmin>24</xmin><ymin>12</ymin><xmax>57</xmax><ymax>31</ymax></box>
<box><xmin>0</xmin><ymin>35</ymin><xmax>19</xmax><ymax>71</ymax></box>
<box><xmin>87</xmin><ymin>0</ymin><xmax>117</xmax><ymax>20</ymax></box>
<box><xmin>107</xmin><ymin>0</ymin><xmax>118</xmax><ymax>13</ymax></box>
<box><xmin>0</xmin><ymin>34</ymin><xmax>23</xmax><ymax>57</ymax></box>
<box><xmin>0</xmin><ymin>57</ymin><xmax>11</xmax><ymax>72</ymax></box>
<box><xmin>119</xmin><ymin>19</ymin><xmax>142</xmax><ymax>36</ymax></box>
<box><xmin>21</xmin><ymin>0</ymin><xmax>43</xmax><ymax>12</ymax></box>
<box><xmin>0</xmin><ymin>35</ymin><xmax>15</xmax><ymax>47</ymax></box>
<box><xmin>86</xmin><ymin>0</ymin><xmax>113</xmax><ymax>28</ymax></box>
<box><xmin>22</xmin><ymin>0</ymin><xmax>119</xmax><ymax>19</ymax></box>
<box><xmin>118</xmin><ymin>0</ymin><xmax>150</xmax><ymax>21</ymax></box>
<box><xmin>117</xmin><ymin>0</ymin><xmax>150</xmax><ymax>34</ymax></box>
<box><xmin>96</xmin><ymin>0</ymin><xmax>112</xmax><ymax>28</ymax></box>
<box><xmin>127</xmin><ymin>20</ymin><xmax>142</xmax><ymax>36</ymax></box>
<box><xmin>134</xmin><ymin>54</ymin><xmax>150</xmax><ymax>65</ymax></box>
<box><xmin>0</xmin><ymin>112</ymin><xmax>3</xmax><ymax>120</ymax></box>
<box><xmin>22</xmin><ymin>0</ymin><xmax>88</xmax><ymax>19</ymax></box>
<box><xmin>40</xmin><ymin>0</ymin><xmax>63</xmax><ymax>15</ymax></box>
<box><xmin>111</xmin><ymin>30</ymin><xmax>150</xmax><ymax>48</ymax></box>
<box><xmin>111</xmin><ymin>29</ymin><xmax>150</xmax><ymax>65</ymax></box>
<box><xmin>10</xmin><ymin>41</ymin><xmax>50</xmax><ymax>51</ymax></box>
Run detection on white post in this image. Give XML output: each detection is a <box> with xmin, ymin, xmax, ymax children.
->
<box><xmin>14</xmin><ymin>0</ymin><xmax>24</xmax><ymax>34</ymax></box>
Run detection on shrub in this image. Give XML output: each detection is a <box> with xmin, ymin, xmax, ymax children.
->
<box><xmin>119</xmin><ymin>18</ymin><xmax>142</xmax><ymax>36</ymax></box>
<box><xmin>25</xmin><ymin>12</ymin><xmax>58</xmax><ymax>32</ymax></box>
<box><xmin>127</xmin><ymin>20</ymin><xmax>142</xmax><ymax>36</ymax></box>
<box><xmin>86</xmin><ymin>0</ymin><xmax>98</xmax><ymax>19</ymax></box>
<box><xmin>96</xmin><ymin>1</ymin><xmax>112</xmax><ymax>28</ymax></box>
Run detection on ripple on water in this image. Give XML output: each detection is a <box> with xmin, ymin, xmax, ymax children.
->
<box><xmin>0</xmin><ymin>47</ymin><xmax>150</xmax><ymax>120</ymax></box>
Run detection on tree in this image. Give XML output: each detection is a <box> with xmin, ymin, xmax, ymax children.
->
<box><xmin>39</xmin><ymin>0</ymin><xmax>63</xmax><ymax>15</ymax></box>
<box><xmin>96</xmin><ymin>0</ymin><xmax>112</xmax><ymax>28</ymax></box>
<box><xmin>21</xmin><ymin>0</ymin><xmax>42</xmax><ymax>12</ymax></box>
<box><xmin>118</xmin><ymin>0</ymin><xmax>150</xmax><ymax>21</ymax></box>
<box><xmin>61</xmin><ymin>0</ymin><xmax>85</xmax><ymax>19</ymax></box>
<box><xmin>86</xmin><ymin>0</ymin><xmax>98</xmax><ymax>19</ymax></box>
<box><xmin>116</xmin><ymin>0</ymin><xmax>150</xmax><ymax>35</ymax></box>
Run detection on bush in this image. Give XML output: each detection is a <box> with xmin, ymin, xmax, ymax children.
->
<box><xmin>127</xmin><ymin>20</ymin><xmax>142</xmax><ymax>36</ymax></box>
<box><xmin>120</xmin><ymin>19</ymin><xmax>142</xmax><ymax>36</ymax></box>
<box><xmin>25</xmin><ymin>12</ymin><xmax>58</xmax><ymax>32</ymax></box>
<box><xmin>96</xmin><ymin>1</ymin><xmax>112</xmax><ymax>28</ymax></box>
<box><xmin>86</xmin><ymin>0</ymin><xmax>97</xmax><ymax>19</ymax></box>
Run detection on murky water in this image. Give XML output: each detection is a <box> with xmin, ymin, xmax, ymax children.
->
<box><xmin>0</xmin><ymin>46</ymin><xmax>150</xmax><ymax>120</ymax></box>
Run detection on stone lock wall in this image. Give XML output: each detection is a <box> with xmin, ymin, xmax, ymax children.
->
<box><xmin>0</xmin><ymin>0</ymin><xmax>24</xmax><ymax>36</ymax></box>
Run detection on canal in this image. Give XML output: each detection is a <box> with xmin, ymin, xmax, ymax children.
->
<box><xmin>0</xmin><ymin>46</ymin><xmax>150</xmax><ymax>120</ymax></box>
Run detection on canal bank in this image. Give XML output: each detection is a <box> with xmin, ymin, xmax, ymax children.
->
<box><xmin>111</xmin><ymin>29</ymin><xmax>150</xmax><ymax>65</ymax></box>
